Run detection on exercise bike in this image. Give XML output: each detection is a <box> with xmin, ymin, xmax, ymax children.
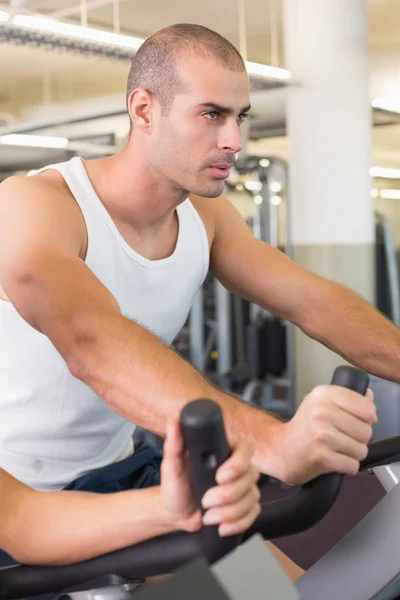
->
<box><xmin>1</xmin><ymin>366</ymin><xmax>400</xmax><ymax>600</ymax></box>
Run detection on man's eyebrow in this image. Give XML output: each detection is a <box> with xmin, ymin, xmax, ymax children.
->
<box><xmin>197</xmin><ymin>102</ymin><xmax>251</xmax><ymax>114</ymax></box>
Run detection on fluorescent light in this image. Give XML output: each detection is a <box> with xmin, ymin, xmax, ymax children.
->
<box><xmin>372</xmin><ymin>97</ymin><xmax>400</xmax><ymax>114</ymax></box>
<box><xmin>370</xmin><ymin>167</ymin><xmax>400</xmax><ymax>180</ymax></box>
<box><xmin>245</xmin><ymin>180</ymin><xmax>262</xmax><ymax>191</ymax></box>
<box><xmin>11</xmin><ymin>14</ymin><xmax>144</xmax><ymax>50</ymax></box>
<box><xmin>0</xmin><ymin>134</ymin><xmax>69</xmax><ymax>148</ymax></box>
<box><xmin>270</xmin><ymin>195</ymin><xmax>281</xmax><ymax>205</ymax></box>
<box><xmin>254</xmin><ymin>195</ymin><xmax>263</xmax><ymax>205</ymax></box>
<box><xmin>259</xmin><ymin>159</ymin><xmax>270</xmax><ymax>167</ymax></box>
<box><xmin>270</xmin><ymin>182</ymin><xmax>282</xmax><ymax>193</ymax></box>
<box><xmin>380</xmin><ymin>189</ymin><xmax>400</xmax><ymax>200</ymax></box>
<box><xmin>245</xmin><ymin>60</ymin><xmax>291</xmax><ymax>81</ymax></box>
<box><xmin>1</xmin><ymin>13</ymin><xmax>290</xmax><ymax>82</ymax></box>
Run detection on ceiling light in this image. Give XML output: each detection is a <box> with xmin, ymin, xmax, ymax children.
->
<box><xmin>372</xmin><ymin>97</ymin><xmax>400</xmax><ymax>114</ymax></box>
<box><xmin>11</xmin><ymin>14</ymin><xmax>143</xmax><ymax>49</ymax></box>
<box><xmin>270</xmin><ymin>182</ymin><xmax>282</xmax><ymax>193</ymax></box>
<box><xmin>245</xmin><ymin>61</ymin><xmax>291</xmax><ymax>81</ymax></box>
<box><xmin>0</xmin><ymin>15</ymin><xmax>291</xmax><ymax>82</ymax></box>
<box><xmin>370</xmin><ymin>189</ymin><xmax>379</xmax><ymax>198</ymax></box>
<box><xmin>245</xmin><ymin>181</ymin><xmax>262</xmax><ymax>191</ymax></box>
<box><xmin>270</xmin><ymin>195</ymin><xmax>281</xmax><ymax>205</ymax></box>
<box><xmin>379</xmin><ymin>189</ymin><xmax>400</xmax><ymax>200</ymax></box>
<box><xmin>259</xmin><ymin>159</ymin><xmax>270</xmax><ymax>167</ymax></box>
<box><xmin>0</xmin><ymin>134</ymin><xmax>69</xmax><ymax>148</ymax></box>
<box><xmin>370</xmin><ymin>167</ymin><xmax>400</xmax><ymax>180</ymax></box>
<box><xmin>254</xmin><ymin>195</ymin><xmax>263</xmax><ymax>205</ymax></box>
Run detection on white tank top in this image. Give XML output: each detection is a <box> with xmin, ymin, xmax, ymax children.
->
<box><xmin>0</xmin><ymin>157</ymin><xmax>209</xmax><ymax>491</ymax></box>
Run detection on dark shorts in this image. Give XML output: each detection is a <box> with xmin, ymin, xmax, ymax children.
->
<box><xmin>0</xmin><ymin>441</ymin><xmax>162</xmax><ymax>581</ymax></box>
<box><xmin>63</xmin><ymin>441</ymin><xmax>162</xmax><ymax>493</ymax></box>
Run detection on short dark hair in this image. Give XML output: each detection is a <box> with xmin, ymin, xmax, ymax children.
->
<box><xmin>126</xmin><ymin>23</ymin><xmax>246</xmax><ymax>115</ymax></box>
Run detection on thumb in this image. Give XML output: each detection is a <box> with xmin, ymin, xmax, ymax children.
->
<box><xmin>366</xmin><ymin>388</ymin><xmax>378</xmax><ymax>424</ymax></box>
<box><xmin>162</xmin><ymin>419</ymin><xmax>188</xmax><ymax>479</ymax></box>
<box><xmin>164</xmin><ymin>419</ymin><xmax>184</xmax><ymax>459</ymax></box>
<box><xmin>366</xmin><ymin>388</ymin><xmax>375</xmax><ymax>402</ymax></box>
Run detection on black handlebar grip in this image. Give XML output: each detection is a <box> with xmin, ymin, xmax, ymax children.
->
<box><xmin>180</xmin><ymin>399</ymin><xmax>231</xmax><ymax>507</ymax></box>
<box><xmin>243</xmin><ymin>365</ymin><xmax>371</xmax><ymax>542</ymax></box>
<box><xmin>325</xmin><ymin>366</ymin><xmax>370</xmax><ymax>495</ymax></box>
<box><xmin>180</xmin><ymin>399</ymin><xmax>242</xmax><ymax>562</ymax></box>
<box><xmin>303</xmin><ymin>366</ymin><xmax>370</xmax><ymax>523</ymax></box>
<box><xmin>331</xmin><ymin>365</ymin><xmax>370</xmax><ymax>395</ymax></box>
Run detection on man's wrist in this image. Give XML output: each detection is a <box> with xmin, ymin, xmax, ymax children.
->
<box><xmin>145</xmin><ymin>487</ymin><xmax>181</xmax><ymax>534</ymax></box>
<box><xmin>236</xmin><ymin>401</ymin><xmax>288</xmax><ymax>481</ymax></box>
<box><xmin>255</xmin><ymin>417</ymin><xmax>289</xmax><ymax>481</ymax></box>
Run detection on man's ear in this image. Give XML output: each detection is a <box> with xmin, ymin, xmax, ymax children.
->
<box><xmin>127</xmin><ymin>88</ymin><xmax>155</xmax><ymax>133</ymax></box>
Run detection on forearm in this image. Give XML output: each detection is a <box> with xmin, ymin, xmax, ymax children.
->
<box><xmin>301</xmin><ymin>280</ymin><xmax>400</xmax><ymax>382</ymax></box>
<box><xmin>69</xmin><ymin>313</ymin><xmax>283</xmax><ymax>476</ymax></box>
<box><xmin>4</xmin><ymin>486</ymin><xmax>177</xmax><ymax>565</ymax></box>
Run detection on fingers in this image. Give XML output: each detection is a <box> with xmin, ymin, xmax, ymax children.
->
<box><xmin>200</xmin><ymin>439</ymin><xmax>260</xmax><ymax>536</ymax></box>
<box><xmin>315</xmin><ymin>449</ymin><xmax>361</xmax><ymax>477</ymax></box>
<box><xmin>203</xmin><ymin>489</ymin><xmax>261</xmax><ymax>536</ymax></box>
<box><xmin>202</xmin><ymin>465</ymin><xmax>260</xmax><ymax>510</ymax></box>
<box><xmin>312</xmin><ymin>403</ymin><xmax>374</xmax><ymax>445</ymax></box>
<box><xmin>325</xmin><ymin>385</ymin><xmax>377</xmax><ymax>425</ymax></box>
<box><xmin>315</xmin><ymin>425</ymin><xmax>369</xmax><ymax>464</ymax></box>
<box><xmin>215</xmin><ymin>439</ymin><xmax>255</xmax><ymax>484</ymax></box>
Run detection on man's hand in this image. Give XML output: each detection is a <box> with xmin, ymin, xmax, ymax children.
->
<box><xmin>160</xmin><ymin>419</ymin><xmax>261</xmax><ymax>536</ymax></box>
<box><xmin>273</xmin><ymin>386</ymin><xmax>377</xmax><ymax>485</ymax></box>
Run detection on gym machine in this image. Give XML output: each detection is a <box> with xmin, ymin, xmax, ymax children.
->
<box><xmin>375</xmin><ymin>211</ymin><xmax>400</xmax><ymax>328</ymax></box>
<box><xmin>186</xmin><ymin>155</ymin><xmax>296</xmax><ymax>419</ymax></box>
<box><xmin>2</xmin><ymin>367</ymin><xmax>400</xmax><ymax>600</ymax></box>
<box><xmin>233</xmin><ymin>155</ymin><xmax>296</xmax><ymax>419</ymax></box>
<box><xmin>369</xmin><ymin>212</ymin><xmax>400</xmax><ymax>440</ymax></box>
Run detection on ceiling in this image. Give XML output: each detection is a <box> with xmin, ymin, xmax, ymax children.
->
<box><xmin>0</xmin><ymin>0</ymin><xmax>399</xmax><ymax>174</ymax></box>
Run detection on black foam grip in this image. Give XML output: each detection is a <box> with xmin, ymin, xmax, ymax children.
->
<box><xmin>244</xmin><ymin>366</ymin><xmax>370</xmax><ymax>541</ymax></box>
<box><xmin>180</xmin><ymin>399</ymin><xmax>242</xmax><ymax>562</ymax></box>
<box><xmin>330</xmin><ymin>365</ymin><xmax>370</xmax><ymax>395</ymax></box>
<box><xmin>180</xmin><ymin>399</ymin><xmax>231</xmax><ymax>508</ymax></box>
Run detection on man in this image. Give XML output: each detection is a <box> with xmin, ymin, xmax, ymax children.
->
<box><xmin>0</xmin><ymin>24</ymin><xmax>385</xmax><ymax>513</ymax></box>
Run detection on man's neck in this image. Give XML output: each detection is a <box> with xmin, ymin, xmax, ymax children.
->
<box><xmin>83</xmin><ymin>146</ymin><xmax>188</xmax><ymax>233</ymax></box>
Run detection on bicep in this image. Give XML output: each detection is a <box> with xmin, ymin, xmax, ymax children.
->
<box><xmin>210</xmin><ymin>196</ymin><xmax>322</xmax><ymax>322</ymax></box>
<box><xmin>0</xmin><ymin>178</ymin><xmax>120</xmax><ymax>360</ymax></box>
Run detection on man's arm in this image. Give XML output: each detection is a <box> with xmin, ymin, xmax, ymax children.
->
<box><xmin>0</xmin><ymin>177</ymin><xmax>285</xmax><ymax>478</ymax></box>
<box><xmin>0</xmin><ymin>426</ymin><xmax>260</xmax><ymax>566</ymax></box>
<box><xmin>209</xmin><ymin>194</ymin><xmax>400</xmax><ymax>384</ymax></box>
<box><xmin>0</xmin><ymin>468</ymin><xmax>175</xmax><ymax>565</ymax></box>
<box><xmin>0</xmin><ymin>178</ymin><xmax>375</xmax><ymax>485</ymax></box>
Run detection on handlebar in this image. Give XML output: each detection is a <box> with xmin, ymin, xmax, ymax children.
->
<box><xmin>0</xmin><ymin>366</ymin><xmax>386</xmax><ymax>600</ymax></box>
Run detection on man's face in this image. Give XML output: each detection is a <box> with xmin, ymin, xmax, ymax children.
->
<box><xmin>151</xmin><ymin>55</ymin><xmax>251</xmax><ymax>198</ymax></box>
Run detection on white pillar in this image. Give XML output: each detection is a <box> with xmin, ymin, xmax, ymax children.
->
<box><xmin>283</xmin><ymin>0</ymin><xmax>375</xmax><ymax>401</ymax></box>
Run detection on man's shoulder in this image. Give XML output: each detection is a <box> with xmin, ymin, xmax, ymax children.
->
<box><xmin>0</xmin><ymin>171</ymin><xmax>86</xmax><ymax>249</ymax></box>
<box><xmin>0</xmin><ymin>169</ymin><xmax>70</xmax><ymax>203</ymax></box>
<box><xmin>188</xmin><ymin>193</ymin><xmax>233</xmax><ymax>248</ymax></box>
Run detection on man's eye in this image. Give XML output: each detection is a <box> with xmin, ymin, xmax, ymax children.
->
<box><xmin>204</xmin><ymin>112</ymin><xmax>220</xmax><ymax>120</ymax></box>
<box><xmin>237</xmin><ymin>113</ymin><xmax>249</xmax><ymax>123</ymax></box>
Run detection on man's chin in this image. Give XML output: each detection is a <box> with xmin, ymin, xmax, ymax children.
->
<box><xmin>191</xmin><ymin>182</ymin><xmax>225</xmax><ymax>199</ymax></box>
